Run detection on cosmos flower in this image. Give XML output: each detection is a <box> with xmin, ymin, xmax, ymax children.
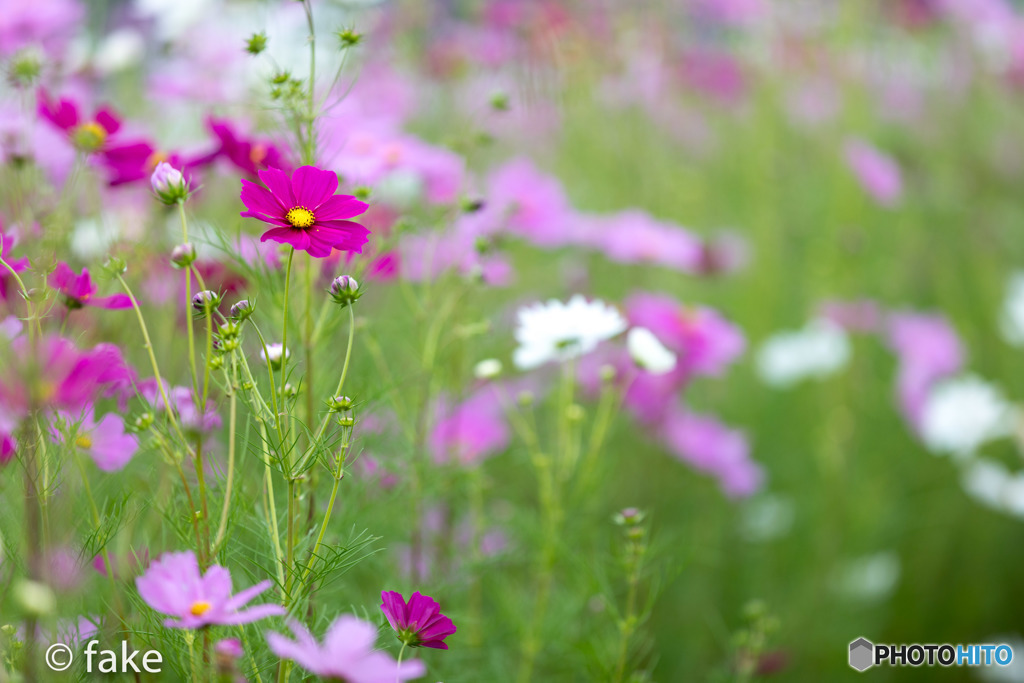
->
<box><xmin>37</xmin><ymin>90</ymin><xmax>122</xmax><ymax>153</ymax></box>
<box><xmin>756</xmin><ymin>320</ymin><xmax>851</xmax><ymax>388</ymax></box>
<box><xmin>136</xmin><ymin>551</ymin><xmax>284</xmax><ymax>629</ymax></box>
<box><xmin>62</xmin><ymin>409</ymin><xmax>138</xmax><ymax>472</ymax></box>
<box><xmin>885</xmin><ymin>311</ymin><xmax>964</xmax><ymax>429</ymax></box>
<box><xmin>204</xmin><ymin>117</ymin><xmax>290</xmax><ymax>176</ymax></box>
<box><xmin>430</xmin><ymin>389</ymin><xmax>510</xmax><ymax>465</ymax></box>
<box><xmin>626</xmin><ymin>327</ymin><xmax>678</xmax><ymax>375</ymax></box>
<box><xmin>513</xmin><ymin>295</ymin><xmax>627</xmax><ymax>369</ymax></box>
<box><xmin>920</xmin><ymin>375</ymin><xmax>1012</xmax><ymax>458</ymax></box>
<box><xmin>380</xmin><ymin>590</ymin><xmax>457</xmax><ymax>649</ymax></box>
<box><xmin>267</xmin><ymin>616</ymin><xmax>425</xmax><ymax>683</ymax></box>
<box><xmin>48</xmin><ymin>263</ymin><xmax>132</xmax><ymax>310</ymax></box>
<box><xmin>240</xmin><ymin>166</ymin><xmax>370</xmax><ymax>257</ymax></box>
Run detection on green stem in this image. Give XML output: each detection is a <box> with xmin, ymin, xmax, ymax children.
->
<box><xmin>178</xmin><ymin>201</ymin><xmax>200</xmax><ymax>400</ymax></box>
<box><xmin>279</xmin><ymin>248</ymin><xmax>295</xmax><ymax>443</ymax></box>
<box><xmin>213</xmin><ymin>358</ymin><xmax>239</xmax><ymax>552</ymax></box>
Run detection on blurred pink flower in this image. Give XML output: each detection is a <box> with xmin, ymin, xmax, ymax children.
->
<box><xmin>49</xmin><ymin>263</ymin><xmax>132</xmax><ymax>310</ymax></box>
<box><xmin>844</xmin><ymin>139</ymin><xmax>903</xmax><ymax>207</ymax></box>
<box><xmin>0</xmin><ymin>0</ymin><xmax>82</xmax><ymax>56</ymax></box>
<box><xmin>885</xmin><ymin>311</ymin><xmax>964</xmax><ymax>429</ymax></box>
<box><xmin>136</xmin><ymin>551</ymin><xmax>284</xmax><ymax>629</ymax></box>
<box><xmin>267</xmin><ymin>616</ymin><xmax>425</xmax><ymax>682</ymax></box>
<box><xmin>485</xmin><ymin>158</ymin><xmax>578</xmax><ymax>247</ymax></box>
<box><xmin>586</xmin><ymin>211</ymin><xmax>704</xmax><ymax>272</ymax></box>
<box><xmin>659</xmin><ymin>404</ymin><xmax>763</xmax><ymax>497</ymax></box>
<box><xmin>65</xmin><ymin>409</ymin><xmax>138</xmax><ymax>472</ymax></box>
<box><xmin>430</xmin><ymin>389</ymin><xmax>510</xmax><ymax>465</ymax></box>
<box><xmin>37</xmin><ymin>90</ymin><xmax>122</xmax><ymax>153</ymax></box>
<box><xmin>204</xmin><ymin>118</ymin><xmax>290</xmax><ymax>176</ymax></box>
<box><xmin>819</xmin><ymin>299</ymin><xmax>883</xmax><ymax>333</ymax></box>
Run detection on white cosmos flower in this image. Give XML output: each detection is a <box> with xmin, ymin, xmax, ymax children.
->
<box><xmin>1000</xmin><ymin>271</ymin><xmax>1024</xmax><ymax>347</ymax></box>
<box><xmin>756</xmin><ymin>319</ymin><xmax>850</xmax><ymax>387</ymax></box>
<box><xmin>920</xmin><ymin>375</ymin><xmax>1012</xmax><ymax>458</ymax></box>
<box><xmin>627</xmin><ymin>327</ymin><xmax>677</xmax><ymax>375</ymax></box>
<box><xmin>513</xmin><ymin>295</ymin><xmax>626</xmax><ymax>369</ymax></box>
<box><xmin>474</xmin><ymin>359</ymin><xmax>503</xmax><ymax>380</ymax></box>
<box><xmin>962</xmin><ymin>458</ymin><xmax>1024</xmax><ymax>521</ymax></box>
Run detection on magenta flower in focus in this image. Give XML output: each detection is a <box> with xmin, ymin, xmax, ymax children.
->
<box><xmin>136</xmin><ymin>551</ymin><xmax>284</xmax><ymax>629</ymax></box>
<box><xmin>267</xmin><ymin>616</ymin><xmax>425</xmax><ymax>683</ymax></box>
<box><xmin>49</xmin><ymin>263</ymin><xmax>132</xmax><ymax>310</ymax></box>
<box><xmin>240</xmin><ymin>166</ymin><xmax>370</xmax><ymax>257</ymax></box>
<box><xmin>380</xmin><ymin>590</ymin><xmax>457</xmax><ymax>649</ymax></box>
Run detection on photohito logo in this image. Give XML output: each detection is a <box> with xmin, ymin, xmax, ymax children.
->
<box><xmin>849</xmin><ymin>637</ymin><xmax>1014</xmax><ymax>671</ymax></box>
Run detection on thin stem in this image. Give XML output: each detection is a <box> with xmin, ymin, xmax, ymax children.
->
<box><xmin>299</xmin><ymin>423</ymin><xmax>351</xmax><ymax>586</ymax></box>
<box><xmin>279</xmin><ymin>248</ymin><xmax>295</xmax><ymax>443</ymax></box>
<box><xmin>177</xmin><ymin>201</ymin><xmax>200</xmax><ymax>400</ymax></box>
<box><xmin>213</xmin><ymin>357</ymin><xmax>239</xmax><ymax>552</ymax></box>
<box><xmin>396</xmin><ymin>642</ymin><xmax>408</xmax><ymax>683</ymax></box>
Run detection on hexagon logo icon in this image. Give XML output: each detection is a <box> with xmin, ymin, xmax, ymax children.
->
<box><xmin>849</xmin><ymin>637</ymin><xmax>874</xmax><ymax>672</ymax></box>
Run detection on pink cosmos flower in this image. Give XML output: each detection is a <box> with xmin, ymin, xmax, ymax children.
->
<box><xmin>240</xmin><ymin>166</ymin><xmax>370</xmax><ymax>257</ymax></box>
<box><xmin>65</xmin><ymin>410</ymin><xmax>138</xmax><ymax>472</ymax></box>
<box><xmin>885</xmin><ymin>311</ymin><xmax>964</xmax><ymax>429</ymax></box>
<box><xmin>485</xmin><ymin>157</ymin><xmax>578</xmax><ymax>247</ymax></box>
<box><xmin>37</xmin><ymin>90</ymin><xmax>122</xmax><ymax>152</ymax></box>
<box><xmin>844</xmin><ymin>138</ymin><xmax>903</xmax><ymax>207</ymax></box>
<box><xmin>48</xmin><ymin>263</ymin><xmax>132</xmax><ymax>310</ymax></box>
<box><xmin>205</xmin><ymin>118</ymin><xmax>290</xmax><ymax>176</ymax></box>
<box><xmin>380</xmin><ymin>591</ymin><xmax>457</xmax><ymax>650</ymax></box>
<box><xmin>0</xmin><ymin>336</ymin><xmax>131</xmax><ymax>416</ymax></box>
<box><xmin>267</xmin><ymin>616</ymin><xmax>425</xmax><ymax>683</ymax></box>
<box><xmin>0</xmin><ymin>432</ymin><xmax>14</xmax><ymax>465</ymax></box>
<box><xmin>586</xmin><ymin>210</ymin><xmax>704</xmax><ymax>272</ymax></box>
<box><xmin>659</xmin><ymin>404</ymin><xmax>763</xmax><ymax>498</ymax></box>
<box><xmin>430</xmin><ymin>390</ymin><xmax>510</xmax><ymax>466</ymax></box>
<box><xmin>136</xmin><ymin>551</ymin><xmax>284</xmax><ymax>629</ymax></box>
<box><xmin>0</xmin><ymin>0</ymin><xmax>83</xmax><ymax>57</ymax></box>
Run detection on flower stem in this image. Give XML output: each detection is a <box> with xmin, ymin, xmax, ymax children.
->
<box><xmin>213</xmin><ymin>357</ymin><xmax>239</xmax><ymax>552</ymax></box>
<box><xmin>396</xmin><ymin>641</ymin><xmax>408</xmax><ymax>683</ymax></box>
<box><xmin>177</xmin><ymin>200</ymin><xmax>200</xmax><ymax>401</ymax></box>
<box><xmin>280</xmin><ymin>248</ymin><xmax>295</xmax><ymax>443</ymax></box>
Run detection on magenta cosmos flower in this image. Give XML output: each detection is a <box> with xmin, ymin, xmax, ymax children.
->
<box><xmin>267</xmin><ymin>616</ymin><xmax>425</xmax><ymax>683</ymax></box>
<box><xmin>136</xmin><ymin>551</ymin><xmax>284</xmax><ymax>629</ymax></box>
<box><xmin>380</xmin><ymin>591</ymin><xmax>457</xmax><ymax>650</ymax></box>
<box><xmin>62</xmin><ymin>409</ymin><xmax>138</xmax><ymax>472</ymax></box>
<box><xmin>49</xmin><ymin>263</ymin><xmax>132</xmax><ymax>310</ymax></box>
<box><xmin>240</xmin><ymin>166</ymin><xmax>369</xmax><ymax>257</ymax></box>
<box><xmin>37</xmin><ymin>90</ymin><xmax>122</xmax><ymax>153</ymax></box>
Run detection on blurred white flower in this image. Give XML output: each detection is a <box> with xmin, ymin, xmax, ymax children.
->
<box><xmin>756</xmin><ymin>319</ymin><xmax>850</xmax><ymax>387</ymax></box>
<box><xmin>513</xmin><ymin>295</ymin><xmax>626</xmax><ymax>369</ymax></box>
<box><xmin>920</xmin><ymin>376</ymin><xmax>1012</xmax><ymax>458</ymax></box>
<box><xmin>834</xmin><ymin>551</ymin><xmax>900</xmax><ymax>602</ymax></box>
<box><xmin>739</xmin><ymin>495</ymin><xmax>795</xmax><ymax>543</ymax></box>
<box><xmin>474</xmin><ymin>359</ymin><xmax>503</xmax><ymax>380</ymax></box>
<box><xmin>1000</xmin><ymin>272</ymin><xmax>1024</xmax><ymax>347</ymax></box>
<box><xmin>70</xmin><ymin>218</ymin><xmax>120</xmax><ymax>261</ymax></box>
<box><xmin>94</xmin><ymin>29</ymin><xmax>145</xmax><ymax>74</ymax></box>
<box><xmin>962</xmin><ymin>459</ymin><xmax>1024</xmax><ymax>520</ymax></box>
<box><xmin>626</xmin><ymin>327</ymin><xmax>677</xmax><ymax>375</ymax></box>
<box><xmin>977</xmin><ymin>634</ymin><xmax>1024</xmax><ymax>682</ymax></box>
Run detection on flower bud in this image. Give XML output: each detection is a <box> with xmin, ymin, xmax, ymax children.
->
<box><xmin>170</xmin><ymin>243</ymin><xmax>196</xmax><ymax>269</ymax></box>
<box><xmin>230</xmin><ymin>299</ymin><xmax>255</xmax><ymax>321</ymax></box>
<box><xmin>283</xmin><ymin>383</ymin><xmax>298</xmax><ymax>399</ymax></box>
<box><xmin>102</xmin><ymin>255</ymin><xmax>127</xmax><ymax>276</ymax></box>
<box><xmin>613</xmin><ymin>507</ymin><xmax>645</xmax><ymax>526</ymax></box>
<box><xmin>133</xmin><ymin>412</ymin><xmax>154</xmax><ymax>431</ymax></box>
<box><xmin>245</xmin><ymin>32</ymin><xmax>268</xmax><ymax>55</ymax></box>
<box><xmin>329</xmin><ymin>275</ymin><xmax>362</xmax><ymax>307</ymax></box>
<box><xmin>260</xmin><ymin>343</ymin><xmax>289</xmax><ymax>370</ymax></box>
<box><xmin>473</xmin><ymin>359</ymin><xmax>502</xmax><ymax>380</ymax></box>
<box><xmin>337</xmin><ymin>415</ymin><xmax>355</xmax><ymax>427</ymax></box>
<box><xmin>516</xmin><ymin>390</ymin><xmax>534</xmax><ymax>407</ymax></box>
<box><xmin>192</xmin><ymin>290</ymin><xmax>221</xmax><ymax>315</ymax></box>
<box><xmin>328</xmin><ymin>395</ymin><xmax>354</xmax><ymax>412</ymax></box>
<box><xmin>151</xmin><ymin>162</ymin><xmax>189</xmax><ymax>204</ymax></box>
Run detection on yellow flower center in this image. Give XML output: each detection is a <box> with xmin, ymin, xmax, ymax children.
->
<box><xmin>75</xmin><ymin>435</ymin><xmax>92</xmax><ymax>450</ymax></box>
<box><xmin>72</xmin><ymin>121</ymin><xmax>108</xmax><ymax>151</ymax></box>
<box><xmin>285</xmin><ymin>206</ymin><xmax>316</xmax><ymax>229</ymax></box>
<box><xmin>250</xmin><ymin>143</ymin><xmax>268</xmax><ymax>166</ymax></box>
<box><xmin>190</xmin><ymin>601</ymin><xmax>212</xmax><ymax>616</ymax></box>
<box><xmin>146</xmin><ymin>151</ymin><xmax>168</xmax><ymax>171</ymax></box>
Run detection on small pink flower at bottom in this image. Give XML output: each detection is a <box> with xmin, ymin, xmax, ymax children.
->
<box><xmin>267</xmin><ymin>616</ymin><xmax>425</xmax><ymax>683</ymax></box>
<box><xmin>380</xmin><ymin>591</ymin><xmax>457</xmax><ymax>649</ymax></box>
<box><xmin>136</xmin><ymin>551</ymin><xmax>284</xmax><ymax>629</ymax></box>
<box><xmin>240</xmin><ymin>166</ymin><xmax>369</xmax><ymax>257</ymax></box>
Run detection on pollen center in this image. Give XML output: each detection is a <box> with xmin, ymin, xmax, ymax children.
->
<box><xmin>285</xmin><ymin>206</ymin><xmax>316</xmax><ymax>229</ymax></box>
<box><xmin>75</xmin><ymin>435</ymin><xmax>92</xmax><ymax>449</ymax></box>
<box><xmin>190</xmin><ymin>600</ymin><xmax>212</xmax><ymax>616</ymax></box>
<box><xmin>72</xmin><ymin>121</ymin><xmax>108</xmax><ymax>150</ymax></box>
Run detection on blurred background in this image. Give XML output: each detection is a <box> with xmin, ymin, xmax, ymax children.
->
<box><xmin>6</xmin><ymin>0</ymin><xmax>1024</xmax><ymax>680</ymax></box>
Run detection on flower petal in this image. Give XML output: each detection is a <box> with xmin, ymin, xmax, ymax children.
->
<box><xmin>314</xmin><ymin>194</ymin><xmax>368</xmax><ymax>221</ymax></box>
<box><xmin>257</xmin><ymin>167</ymin><xmax>296</xmax><ymax>207</ymax></box>
<box><xmin>292</xmin><ymin>166</ymin><xmax>338</xmax><ymax>208</ymax></box>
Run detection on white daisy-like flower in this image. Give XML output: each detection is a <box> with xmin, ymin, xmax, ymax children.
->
<box><xmin>513</xmin><ymin>295</ymin><xmax>626</xmax><ymax>370</ymax></box>
<box><xmin>755</xmin><ymin>319</ymin><xmax>850</xmax><ymax>388</ymax></box>
<box><xmin>920</xmin><ymin>375</ymin><xmax>1012</xmax><ymax>458</ymax></box>
<box><xmin>627</xmin><ymin>327</ymin><xmax>677</xmax><ymax>375</ymax></box>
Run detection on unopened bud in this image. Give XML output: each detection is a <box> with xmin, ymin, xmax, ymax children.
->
<box><xmin>260</xmin><ymin>343</ymin><xmax>289</xmax><ymax>370</ymax></box>
<box><xmin>614</xmin><ymin>507</ymin><xmax>645</xmax><ymax>526</ymax></box>
<box><xmin>192</xmin><ymin>290</ymin><xmax>220</xmax><ymax>315</ymax></box>
<box><xmin>282</xmin><ymin>383</ymin><xmax>298</xmax><ymax>399</ymax></box>
<box><xmin>329</xmin><ymin>275</ymin><xmax>361</xmax><ymax>307</ymax></box>
<box><xmin>171</xmin><ymin>243</ymin><xmax>196</xmax><ymax>269</ymax></box>
<box><xmin>230</xmin><ymin>299</ymin><xmax>254</xmax><ymax>321</ymax></box>
<box><xmin>151</xmin><ymin>162</ymin><xmax>189</xmax><ymax>204</ymax></box>
<box><xmin>328</xmin><ymin>395</ymin><xmax>354</xmax><ymax>412</ymax></box>
<box><xmin>14</xmin><ymin>579</ymin><xmax>55</xmax><ymax>616</ymax></box>
<box><xmin>245</xmin><ymin>32</ymin><xmax>268</xmax><ymax>55</ymax></box>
